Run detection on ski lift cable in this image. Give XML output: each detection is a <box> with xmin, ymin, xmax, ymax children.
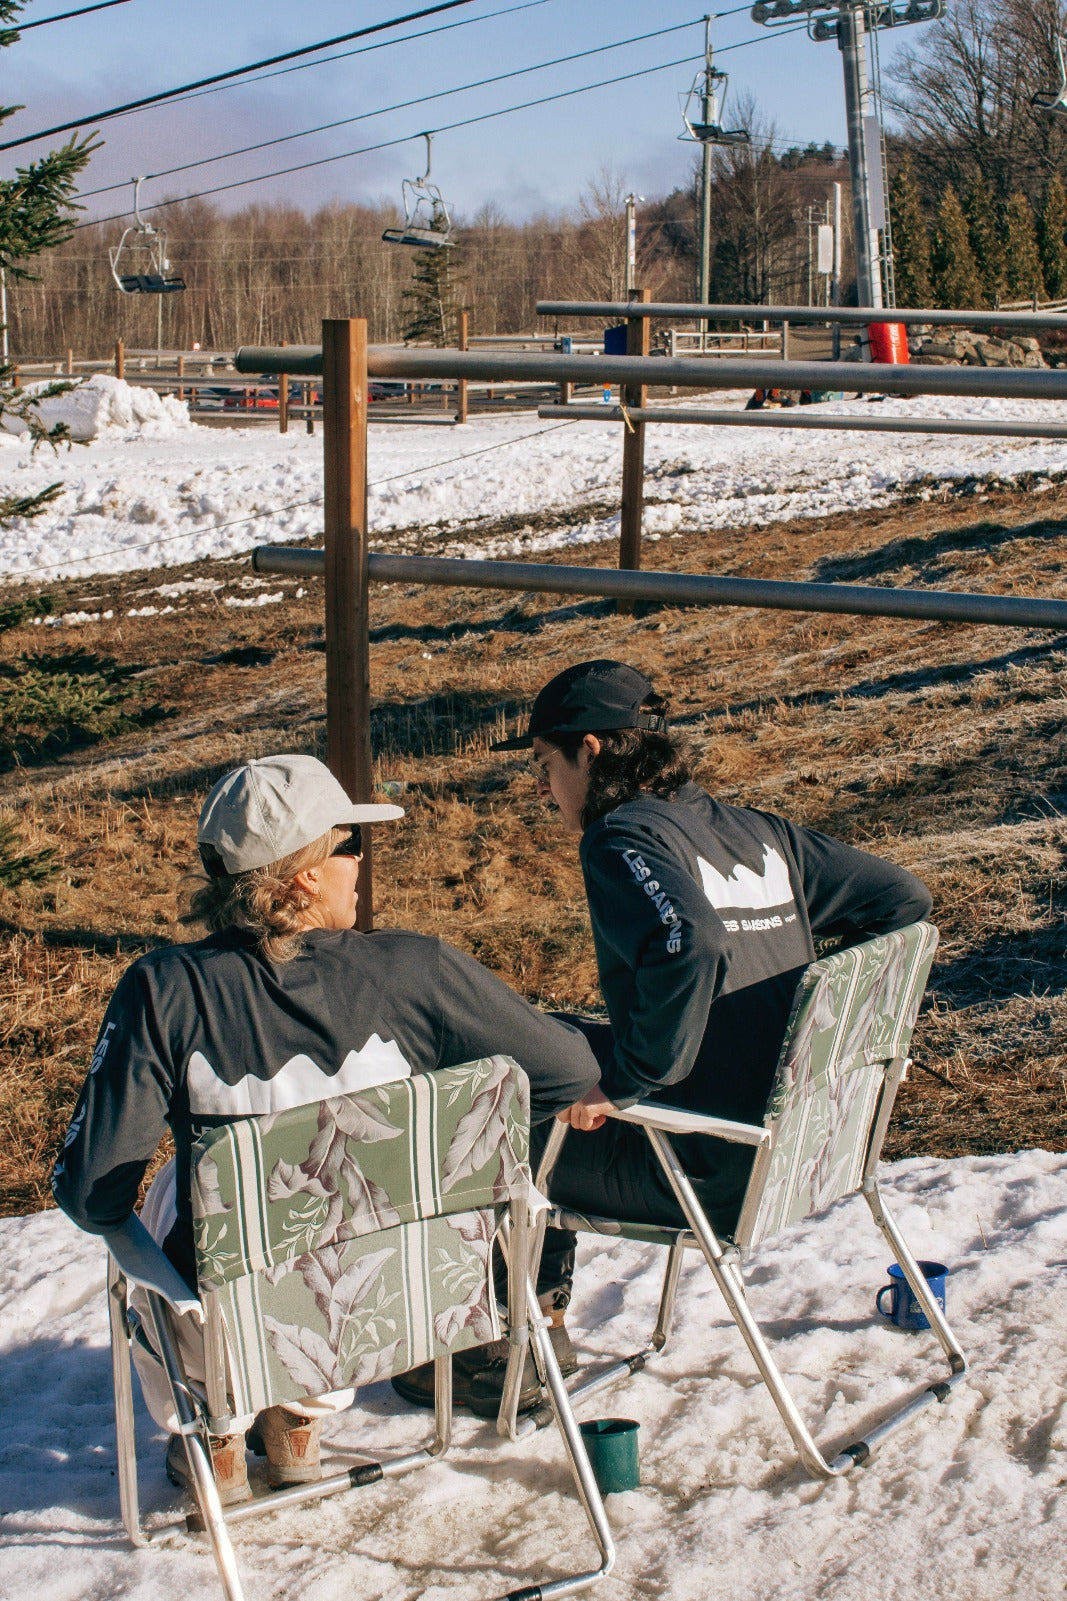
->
<box><xmin>0</xmin><ymin>0</ymin><xmax>477</xmax><ymax>153</ymax></box>
<box><xmin>73</xmin><ymin>24</ymin><xmax>811</xmax><ymax>227</ymax></box>
<box><xmin>135</xmin><ymin>0</ymin><xmax>555</xmax><ymax>116</ymax></box>
<box><xmin>76</xmin><ymin>17</ymin><xmax>709</xmax><ymax>202</ymax></box>
<box><xmin>12</xmin><ymin>0</ymin><xmax>133</xmax><ymax>30</ymax></box>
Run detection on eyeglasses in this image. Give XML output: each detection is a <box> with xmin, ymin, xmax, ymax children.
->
<box><xmin>330</xmin><ymin>824</ymin><xmax>363</xmax><ymax>858</ymax></box>
<box><xmin>527</xmin><ymin>753</ymin><xmax>551</xmax><ymax>780</ymax></box>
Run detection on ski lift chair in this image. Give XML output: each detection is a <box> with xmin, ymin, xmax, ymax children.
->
<box><xmin>533</xmin><ymin>921</ymin><xmax>967</xmax><ymax>1482</ymax></box>
<box><xmin>381</xmin><ymin>132</ymin><xmax>456</xmax><ymax>249</ymax></box>
<box><xmin>109</xmin><ymin>178</ymin><xmax>186</xmax><ymax>294</ymax></box>
<box><xmin>679</xmin><ymin>69</ymin><xmax>750</xmax><ymax>146</ymax></box>
<box><xmin>103</xmin><ymin>1056</ymin><xmax>614</xmax><ymax>1601</ymax></box>
<box><xmin>1032</xmin><ymin>34</ymin><xmax>1067</xmax><ymax>115</ymax></box>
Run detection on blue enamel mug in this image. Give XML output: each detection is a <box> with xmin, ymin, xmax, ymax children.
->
<box><xmin>876</xmin><ymin>1261</ymin><xmax>948</xmax><ymax>1330</ymax></box>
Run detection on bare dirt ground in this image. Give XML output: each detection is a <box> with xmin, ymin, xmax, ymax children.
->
<box><xmin>1</xmin><ymin>477</ymin><xmax>1064</xmax><ymax>1215</ymax></box>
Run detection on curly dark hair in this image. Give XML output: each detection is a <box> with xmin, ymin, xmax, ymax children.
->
<box><xmin>546</xmin><ymin>691</ymin><xmax>692</xmax><ymax>829</ymax></box>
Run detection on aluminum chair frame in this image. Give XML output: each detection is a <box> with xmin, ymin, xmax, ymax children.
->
<box><xmin>104</xmin><ymin>1077</ymin><xmax>615</xmax><ymax>1601</ymax></box>
<box><xmin>529</xmin><ymin>923</ymin><xmax>967</xmax><ymax>1479</ymax></box>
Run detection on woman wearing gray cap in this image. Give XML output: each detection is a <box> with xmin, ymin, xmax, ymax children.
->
<box><xmin>52</xmin><ymin>753</ymin><xmax>599</xmax><ymax>1504</ymax></box>
<box><xmin>473</xmin><ymin>659</ymin><xmax>933</xmax><ymax>1417</ymax></box>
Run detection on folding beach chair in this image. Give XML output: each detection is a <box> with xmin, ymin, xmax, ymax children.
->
<box><xmin>104</xmin><ymin>1056</ymin><xmax>614</xmax><ymax>1600</ymax></box>
<box><xmin>535</xmin><ymin>921</ymin><xmax>967</xmax><ymax>1479</ymax></box>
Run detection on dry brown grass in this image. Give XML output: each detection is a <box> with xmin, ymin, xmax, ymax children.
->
<box><xmin>1</xmin><ymin>481</ymin><xmax>1065</xmax><ymax>1213</ymax></box>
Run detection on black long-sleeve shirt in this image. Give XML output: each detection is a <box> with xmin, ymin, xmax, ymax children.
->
<box><xmin>579</xmin><ymin>783</ymin><xmax>932</xmax><ymax>1129</ymax></box>
<box><xmin>52</xmin><ymin>926</ymin><xmax>600</xmax><ymax>1251</ymax></box>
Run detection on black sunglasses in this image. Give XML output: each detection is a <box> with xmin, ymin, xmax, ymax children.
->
<box><xmin>330</xmin><ymin>824</ymin><xmax>363</xmax><ymax>858</ymax></box>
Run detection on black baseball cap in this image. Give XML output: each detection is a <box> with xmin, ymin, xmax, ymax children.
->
<box><xmin>492</xmin><ymin>659</ymin><xmax>665</xmax><ymax>751</ymax></box>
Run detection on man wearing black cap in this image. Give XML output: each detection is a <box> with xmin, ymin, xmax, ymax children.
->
<box><xmin>466</xmin><ymin>659</ymin><xmax>933</xmax><ymax>1417</ymax></box>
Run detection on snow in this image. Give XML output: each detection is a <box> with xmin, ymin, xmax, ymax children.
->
<box><xmin>3</xmin><ymin>385</ymin><xmax>1067</xmax><ymax>1595</ymax></box>
<box><xmin>4</xmin><ymin>380</ymin><xmax>1067</xmax><ymax>590</ymax></box>
<box><xmin>2</xmin><ymin>1151</ymin><xmax>1066</xmax><ymax>1598</ymax></box>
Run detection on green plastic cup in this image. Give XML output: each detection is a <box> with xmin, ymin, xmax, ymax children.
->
<box><xmin>578</xmin><ymin>1418</ymin><xmax>640</xmax><ymax>1494</ymax></box>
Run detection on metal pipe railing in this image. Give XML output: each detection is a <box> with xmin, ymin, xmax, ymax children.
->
<box><xmin>234</xmin><ymin>345</ymin><xmax>1067</xmax><ymax>403</ymax></box>
<box><xmin>252</xmin><ymin>548</ymin><xmax>1067</xmax><ymax>630</ymax></box>
<box><xmin>535</xmin><ymin>300</ymin><xmax>1067</xmax><ymax>333</ymax></box>
<box><xmin>537</xmin><ymin>403</ymin><xmax>1067</xmax><ymax>441</ymax></box>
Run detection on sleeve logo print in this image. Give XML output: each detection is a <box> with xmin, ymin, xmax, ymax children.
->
<box><xmin>696</xmin><ymin>845</ymin><xmax>798</xmax><ymax>934</ymax></box>
<box><xmin>621</xmin><ymin>849</ymin><xmax>683</xmax><ymax>954</ymax></box>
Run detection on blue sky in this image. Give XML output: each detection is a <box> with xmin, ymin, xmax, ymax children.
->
<box><xmin>5</xmin><ymin>0</ymin><xmax>922</xmax><ymax>225</ymax></box>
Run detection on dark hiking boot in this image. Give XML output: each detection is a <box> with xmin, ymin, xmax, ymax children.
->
<box><xmin>390</xmin><ymin>1313</ymin><xmax>578</xmax><ymax>1415</ymax></box>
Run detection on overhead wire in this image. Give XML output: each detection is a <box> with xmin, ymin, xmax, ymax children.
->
<box><xmin>0</xmin><ymin>0</ymin><xmax>477</xmax><ymax>152</ymax></box>
<box><xmin>141</xmin><ymin>0</ymin><xmax>552</xmax><ymax>116</ymax></box>
<box><xmin>76</xmin><ymin>19</ymin><xmax>707</xmax><ymax>199</ymax></box>
<box><xmin>75</xmin><ymin>22</ymin><xmax>812</xmax><ymax>227</ymax></box>
<box><xmin>11</xmin><ymin>0</ymin><xmax>133</xmax><ymax>29</ymax></box>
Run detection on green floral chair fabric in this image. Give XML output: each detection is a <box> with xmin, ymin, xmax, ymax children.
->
<box><xmin>737</xmin><ymin>919</ymin><xmax>940</xmax><ymax>1247</ymax></box>
<box><xmin>191</xmin><ymin>1055</ymin><xmax>530</xmax><ymax>1418</ymax></box>
<box><xmin>541</xmin><ymin>920</ymin><xmax>967</xmax><ymax>1481</ymax></box>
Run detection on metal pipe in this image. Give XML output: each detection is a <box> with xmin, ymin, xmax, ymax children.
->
<box><xmin>251</xmin><ymin>547</ymin><xmax>1067</xmax><ymax>629</ymax></box>
<box><xmin>537</xmin><ymin>402</ymin><xmax>1067</xmax><ymax>440</ymax></box>
<box><xmin>535</xmin><ymin>301</ymin><xmax>1067</xmax><ymax>332</ymax></box>
<box><xmin>235</xmin><ymin>344</ymin><xmax>1067</xmax><ymax>402</ymax></box>
<box><xmin>839</xmin><ymin>4</ymin><xmax>880</xmax><ymax>314</ymax></box>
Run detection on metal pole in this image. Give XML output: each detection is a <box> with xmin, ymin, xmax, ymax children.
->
<box><xmin>619</xmin><ymin>287</ymin><xmax>651</xmax><ymax>580</ymax></box>
<box><xmin>839</xmin><ymin>5</ymin><xmax>881</xmax><ymax>323</ymax></box>
<box><xmin>456</xmin><ymin>309</ymin><xmax>469</xmax><ymax>424</ymax></box>
<box><xmin>538</xmin><ymin>401</ymin><xmax>1067</xmax><ymax>440</ymax></box>
<box><xmin>321</xmin><ymin>318</ymin><xmax>375</xmax><ymax>931</ymax></box>
<box><xmin>832</xmin><ymin>183</ymin><xmax>842</xmax><ymax>359</ymax></box>
<box><xmin>625</xmin><ymin>195</ymin><xmax>640</xmax><ymax>296</ymax></box>
<box><xmin>252</xmin><ymin>546</ymin><xmax>1067</xmax><ymax>630</ymax></box>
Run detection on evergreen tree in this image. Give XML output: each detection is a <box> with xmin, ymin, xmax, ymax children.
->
<box><xmin>929</xmin><ymin>186</ymin><xmax>984</xmax><ymax>309</ymax></box>
<box><xmin>1039</xmin><ymin>174</ymin><xmax>1067</xmax><ymax>300</ymax></box>
<box><xmin>0</xmin><ymin>0</ymin><xmax>99</xmax><ymax>524</ymax></box>
<box><xmin>889</xmin><ymin>157</ymin><xmax>933</xmax><ymax>307</ymax></box>
<box><xmin>1001</xmin><ymin>192</ymin><xmax>1046</xmax><ymax>303</ymax></box>
<box><xmin>401</xmin><ymin>216</ymin><xmax>464</xmax><ymax>346</ymax></box>
<box><xmin>963</xmin><ymin>171</ymin><xmax>1004</xmax><ymax>308</ymax></box>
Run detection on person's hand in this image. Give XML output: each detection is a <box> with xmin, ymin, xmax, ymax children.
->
<box><xmin>556</xmin><ymin>1084</ymin><xmax>617</xmax><ymax>1132</ymax></box>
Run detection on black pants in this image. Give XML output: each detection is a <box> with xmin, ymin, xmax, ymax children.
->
<box><xmin>528</xmin><ymin>1018</ymin><xmax>751</xmax><ymax>1301</ymax></box>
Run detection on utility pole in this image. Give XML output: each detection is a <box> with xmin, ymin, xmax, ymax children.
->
<box><xmin>751</xmin><ymin>0</ymin><xmax>942</xmax><ymax>337</ymax></box>
<box><xmin>679</xmin><ymin>15</ymin><xmax>749</xmax><ymax>337</ymax></box>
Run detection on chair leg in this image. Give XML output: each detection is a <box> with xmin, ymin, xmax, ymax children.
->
<box><xmin>510</xmin><ymin>1274</ymin><xmax>615</xmax><ymax>1601</ymax></box>
<box><xmin>651</xmin><ymin>1236</ymin><xmax>686</xmax><ymax>1352</ymax></box>
<box><xmin>108</xmin><ymin>1261</ymin><xmax>147</xmax><ymax>1548</ymax></box>
<box><xmin>864</xmin><ymin>1178</ymin><xmax>967</xmax><ymax>1375</ymax></box>
<box><xmin>143</xmin><ymin>1292</ymin><xmax>246</xmax><ymax>1601</ymax></box>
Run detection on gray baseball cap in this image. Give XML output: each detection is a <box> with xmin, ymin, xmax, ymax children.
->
<box><xmin>198</xmin><ymin>754</ymin><xmax>404</xmax><ymax>875</ymax></box>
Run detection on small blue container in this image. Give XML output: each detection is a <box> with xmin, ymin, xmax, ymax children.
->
<box><xmin>876</xmin><ymin>1260</ymin><xmax>948</xmax><ymax>1330</ymax></box>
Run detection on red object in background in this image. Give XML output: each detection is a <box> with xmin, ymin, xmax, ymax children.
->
<box><xmin>867</xmin><ymin>322</ymin><xmax>910</xmax><ymax>364</ymax></box>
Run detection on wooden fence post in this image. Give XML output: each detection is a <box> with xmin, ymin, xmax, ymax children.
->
<box><xmin>66</xmin><ymin>348</ymin><xmax>74</xmax><ymax>375</ymax></box>
<box><xmin>456</xmin><ymin>310</ymin><xmax>469</xmax><ymax>424</ymax></box>
<box><xmin>115</xmin><ymin>340</ymin><xmax>124</xmax><ymax>380</ymax></box>
<box><xmin>306</xmin><ymin>380</ymin><xmax>315</xmax><ymax>435</ymax></box>
<box><xmin>279</xmin><ymin>340</ymin><xmax>289</xmax><ymax>434</ymax></box>
<box><xmin>322</xmin><ymin>318</ymin><xmax>375</xmax><ymax>931</ymax></box>
<box><xmin>176</xmin><ymin>354</ymin><xmax>185</xmax><ymax>403</ymax></box>
<box><xmin>618</xmin><ymin>288</ymin><xmax>651</xmax><ymax>585</ymax></box>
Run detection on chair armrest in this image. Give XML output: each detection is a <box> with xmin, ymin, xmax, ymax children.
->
<box><xmin>611</xmin><ymin>1103</ymin><xmax>771</xmax><ymax>1148</ymax></box>
<box><xmin>104</xmin><ymin>1214</ymin><xmax>203</xmax><ymax>1320</ymax></box>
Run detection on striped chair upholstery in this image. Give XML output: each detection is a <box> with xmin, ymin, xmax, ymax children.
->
<box><xmin>736</xmin><ymin>920</ymin><xmax>940</xmax><ymax>1247</ymax></box>
<box><xmin>190</xmin><ymin>1056</ymin><xmax>529</xmax><ymax>1419</ymax></box>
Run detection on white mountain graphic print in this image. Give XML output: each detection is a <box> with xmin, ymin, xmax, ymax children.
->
<box><xmin>187</xmin><ymin>1034</ymin><xmax>413</xmax><ymax>1116</ymax></box>
<box><xmin>697</xmin><ymin>845</ymin><xmax>794</xmax><ymax>912</ymax></box>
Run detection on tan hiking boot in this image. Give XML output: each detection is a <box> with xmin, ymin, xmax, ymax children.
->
<box><xmin>165</xmin><ymin>1430</ymin><xmax>251</xmax><ymax>1506</ymax></box>
<box><xmin>253</xmin><ymin>1406</ymin><xmax>323</xmax><ymax>1487</ymax></box>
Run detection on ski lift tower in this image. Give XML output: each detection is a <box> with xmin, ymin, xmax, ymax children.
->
<box><xmin>750</xmin><ymin>0</ymin><xmax>943</xmax><ymax>310</ymax></box>
<box><xmin>680</xmin><ymin>17</ymin><xmax>750</xmax><ymax>310</ymax></box>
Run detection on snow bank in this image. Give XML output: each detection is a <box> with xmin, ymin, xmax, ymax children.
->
<box><xmin>1</xmin><ymin>374</ymin><xmax>192</xmax><ymax>442</ymax></box>
<box><xmin>1</xmin><ymin>1150</ymin><xmax>1066</xmax><ymax>1599</ymax></box>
